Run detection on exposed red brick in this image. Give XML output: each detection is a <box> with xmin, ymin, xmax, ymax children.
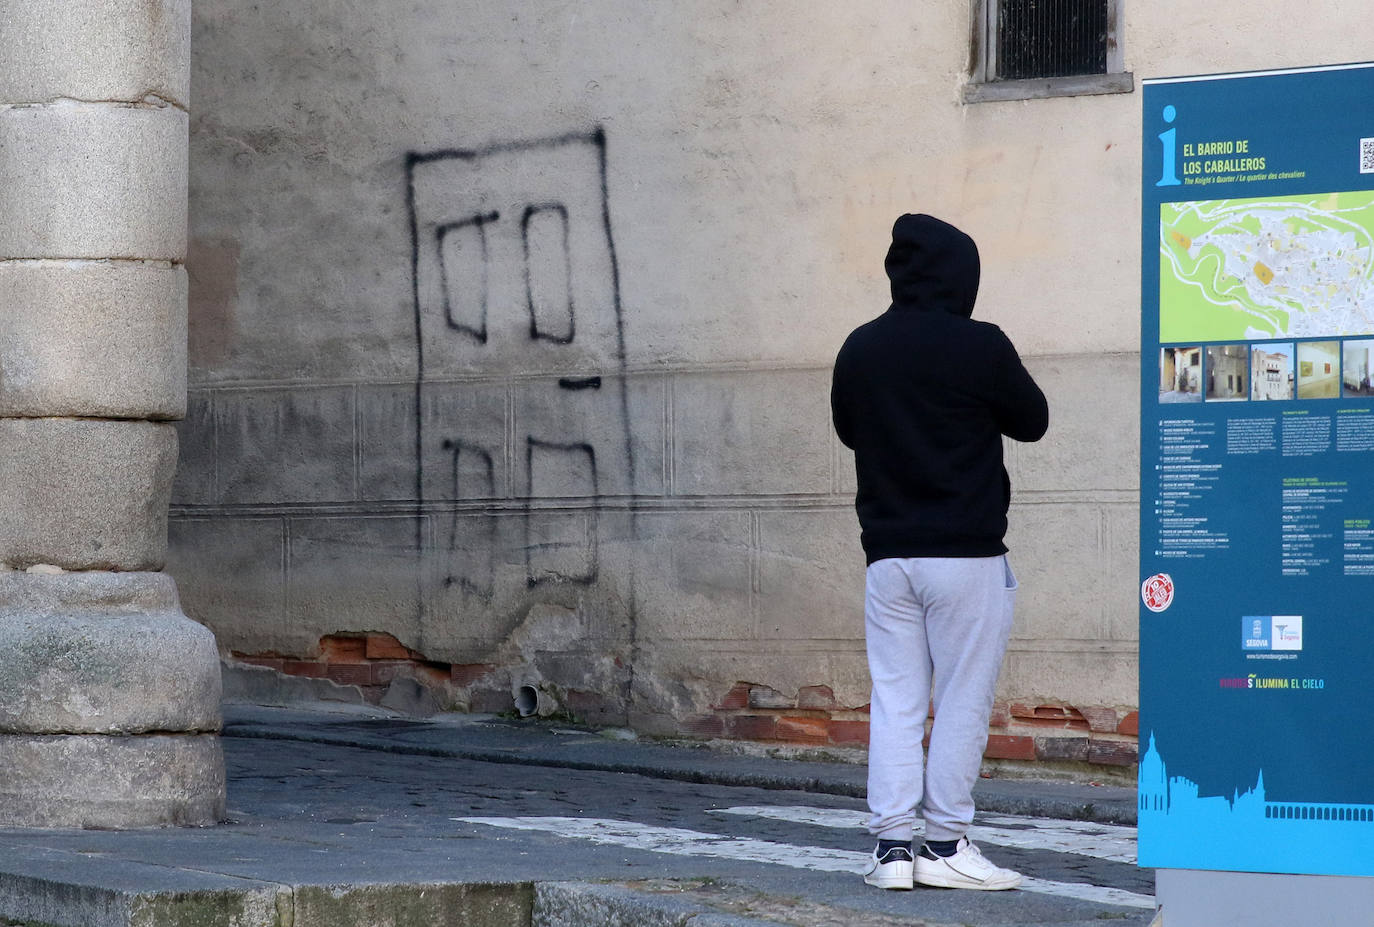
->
<box><xmin>319</xmin><ymin>635</ymin><xmax>367</xmax><ymax>664</ymax></box>
<box><xmin>1011</xmin><ymin>716</ymin><xmax>1091</xmax><ymax>731</ymax></box>
<box><xmin>451</xmin><ymin>663</ymin><xmax>496</xmax><ymax>687</ymax></box>
<box><xmin>1035</xmin><ymin>736</ymin><xmax>1089</xmax><ymax>762</ymax></box>
<box><xmin>1077</xmin><ymin>706</ymin><xmax>1119</xmax><ymax>734</ymax></box>
<box><xmin>1117</xmin><ymin>711</ymin><xmax>1140</xmax><ymax>736</ymax></box>
<box><xmin>281</xmin><ymin>660</ymin><xmax>329</xmax><ymax>678</ymax></box>
<box><xmin>984</xmin><ymin>735</ymin><xmax>1036</xmax><ymax>761</ymax></box>
<box><xmin>412</xmin><ymin>663</ymin><xmax>451</xmax><ymax>688</ymax></box>
<box><xmin>1009</xmin><ymin>703</ymin><xmax>1090</xmax><ymax>728</ymax></box>
<box><xmin>776</xmin><ymin>716</ymin><xmax>829</xmax><ymax>746</ymax></box>
<box><xmin>989</xmin><ymin>702</ymin><xmax>1011</xmax><ymax>728</ymax></box>
<box><xmin>748</xmin><ymin>685</ymin><xmax>793</xmax><ymax>710</ymax></box>
<box><xmin>682</xmin><ymin>715</ymin><xmax>726</xmax><ymax>738</ymax></box>
<box><xmin>797</xmin><ymin>686</ymin><xmax>837</xmax><ymax>711</ymax></box>
<box><xmin>325</xmin><ymin>664</ymin><xmax>376</xmax><ymax>687</ymax></box>
<box><xmin>854</xmin><ymin>703</ymin><xmax>871</xmax><ymax>715</ymax></box>
<box><xmin>236</xmin><ymin>656</ymin><xmax>285</xmax><ymax>672</ymax></box>
<box><xmin>1088</xmin><ymin>739</ymin><xmax>1139</xmax><ymax>767</ymax></box>
<box><xmin>365</xmin><ymin>633</ymin><xmax>412</xmax><ymax>660</ymax></box>
<box><xmin>727</xmin><ymin>714</ymin><xmax>778</xmax><ymax>741</ymax></box>
<box><xmin>368</xmin><ymin>662</ymin><xmax>404</xmax><ymax>686</ymax></box>
<box><xmin>714</xmin><ymin>683</ymin><xmax>751</xmax><ymax>711</ymax></box>
<box><xmin>829</xmin><ymin>720</ymin><xmax>870</xmax><ymax>746</ymax></box>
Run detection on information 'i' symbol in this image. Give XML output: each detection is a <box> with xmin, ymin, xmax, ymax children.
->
<box><xmin>1157</xmin><ymin>105</ymin><xmax>1182</xmax><ymax>187</ymax></box>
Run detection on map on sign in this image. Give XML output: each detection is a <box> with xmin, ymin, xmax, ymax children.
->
<box><xmin>1160</xmin><ymin>192</ymin><xmax>1374</xmax><ymax>342</ymax></box>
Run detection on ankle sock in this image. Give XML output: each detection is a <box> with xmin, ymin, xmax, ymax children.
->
<box><xmin>923</xmin><ymin>839</ymin><xmax>960</xmax><ymax>858</ymax></box>
<box><xmin>876</xmin><ymin>838</ymin><xmax>912</xmax><ymax>857</ymax></box>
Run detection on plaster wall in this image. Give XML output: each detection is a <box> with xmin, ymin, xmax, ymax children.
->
<box><xmin>168</xmin><ymin>2</ymin><xmax>1374</xmax><ymax>732</ymax></box>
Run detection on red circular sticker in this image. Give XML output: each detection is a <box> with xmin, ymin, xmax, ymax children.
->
<box><xmin>1141</xmin><ymin>573</ymin><xmax>1174</xmax><ymax>613</ymax></box>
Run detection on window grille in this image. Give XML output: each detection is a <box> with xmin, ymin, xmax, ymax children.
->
<box><xmin>966</xmin><ymin>0</ymin><xmax>1131</xmax><ymax>102</ymax></box>
<box><xmin>996</xmin><ymin>0</ymin><xmax>1107</xmax><ymax>80</ymax></box>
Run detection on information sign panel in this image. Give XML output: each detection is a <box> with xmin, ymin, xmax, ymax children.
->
<box><xmin>1140</xmin><ymin>63</ymin><xmax>1374</xmax><ymax>875</ymax></box>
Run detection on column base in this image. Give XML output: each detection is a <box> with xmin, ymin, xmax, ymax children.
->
<box><xmin>0</xmin><ymin>733</ymin><xmax>224</xmax><ymax>827</ymax></box>
<box><xmin>0</xmin><ymin>571</ymin><xmax>225</xmax><ymax>828</ymax></box>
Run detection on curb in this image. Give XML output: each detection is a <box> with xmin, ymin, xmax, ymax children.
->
<box><xmin>0</xmin><ymin>878</ymin><xmax>791</xmax><ymax>927</ymax></box>
<box><xmin>534</xmin><ymin>882</ymin><xmax>780</xmax><ymax>927</ymax></box>
<box><xmin>0</xmin><ymin>846</ymin><xmax>282</xmax><ymax>927</ymax></box>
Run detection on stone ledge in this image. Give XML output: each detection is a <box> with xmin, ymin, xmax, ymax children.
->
<box><xmin>963</xmin><ymin>71</ymin><xmax>1135</xmax><ymax>104</ymax></box>
<box><xmin>0</xmin><ymin>848</ymin><xmax>281</xmax><ymax>927</ymax></box>
<box><xmin>534</xmin><ymin>880</ymin><xmax>824</xmax><ymax>927</ymax></box>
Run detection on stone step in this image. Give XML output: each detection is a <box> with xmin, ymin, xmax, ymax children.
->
<box><xmin>1</xmin><ymin>863</ymin><xmax>798</xmax><ymax>927</ymax></box>
<box><xmin>0</xmin><ymin>844</ymin><xmax>281</xmax><ymax>927</ymax></box>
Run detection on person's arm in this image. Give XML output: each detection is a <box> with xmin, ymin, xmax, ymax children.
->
<box><xmin>830</xmin><ymin>344</ymin><xmax>857</xmax><ymax>449</ymax></box>
<box><xmin>988</xmin><ymin>329</ymin><xmax>1048</xmax><ymax>443</ymax></box>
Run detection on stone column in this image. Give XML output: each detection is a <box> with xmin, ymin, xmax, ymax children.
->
<box><xmin>0</xmin><ymin>1</ymin><xmax>224</xmax><ymax>826</ymax></box>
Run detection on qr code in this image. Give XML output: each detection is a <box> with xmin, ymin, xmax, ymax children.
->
<box><xmin>1363</xmin><ymin>137</ymin><xmax>1374</xmax><ymax>174</ymax></box>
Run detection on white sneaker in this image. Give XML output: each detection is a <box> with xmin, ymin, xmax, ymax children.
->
<box><xmin>863</xmin><ymin>845</ymin><xmax>914</xmax><ymax>890</ymax></box>
<box><xmin>914</xmin><ymin>838</ymin><xmax>1022</xmax><ymax>890</ymax></box>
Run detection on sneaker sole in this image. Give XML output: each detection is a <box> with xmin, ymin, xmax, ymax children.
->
<box><xmin>864</xmin><ymin>873</ymin><xmax>914</xmax><ymax>890</ymax></box>
<box><xmin>915</xmin><ymin>871</ymin><xmax>1021</xmax><ymax>891</ymax></box>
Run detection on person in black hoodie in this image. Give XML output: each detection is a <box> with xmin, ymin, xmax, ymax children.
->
<box><xmin>832</xmin><ymin>214</ymin><xmax>1048</xmax><ymax>892</ymax></box>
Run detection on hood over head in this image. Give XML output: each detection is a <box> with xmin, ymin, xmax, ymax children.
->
<box><xmin>884</xmin><ymin>213</ymin><xmax>980</xmax><ymax>316</ymax></box>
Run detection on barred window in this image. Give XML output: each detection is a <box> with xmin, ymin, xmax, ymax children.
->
<box><xmin>997</xmin><ymin>0</ymin><xmax>1107</xmax><ymax>80</ymax></box>
<box><xmin>966</xmin><ymin>0</ymin><xmax>1132</xmax><ymax>103</ymax></box>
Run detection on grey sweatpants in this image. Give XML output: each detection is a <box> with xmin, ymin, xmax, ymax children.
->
<box><xmin>864</xmin><ymin>555</ymin><xmax>1017</xmax><ymax>843</ymax></box>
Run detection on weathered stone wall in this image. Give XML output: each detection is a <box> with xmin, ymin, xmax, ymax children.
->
<box><xmin>167</xmin><ymin>2</ymin><xmax>1374</xmax><ymax>763</ymax></box>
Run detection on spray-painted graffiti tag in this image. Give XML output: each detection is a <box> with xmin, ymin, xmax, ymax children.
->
<box><xmin>406</xmin><ymin>128</ymin><xmax>634</xmax><ymax>597</ymax></box>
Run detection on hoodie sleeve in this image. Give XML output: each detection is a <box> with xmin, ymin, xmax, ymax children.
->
<box><xmin>987</xmin><ymin>328</ymin><xmax>1048</xmax><ymax>443</ymax></box>
<box><xmin>830</xmin><ymin>341</ymin><xmax>856</xmax><ymax>449</ymax></box>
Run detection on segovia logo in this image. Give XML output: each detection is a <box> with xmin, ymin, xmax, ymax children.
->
<box><xmin>1242</xmin><ymin>615</ymin><xmax>1303</xmax><ymax>651</ymax></box>
<box><xmin>1157</xmin><ymin>104</ymin><xmax>1183</xmax><ymax>187</ymax></box>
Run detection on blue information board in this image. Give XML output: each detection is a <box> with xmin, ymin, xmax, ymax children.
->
<box><xmin>1140</xmin><ymin>63</ymin><xmax>1374</xmax><ymax>876</ymax></box>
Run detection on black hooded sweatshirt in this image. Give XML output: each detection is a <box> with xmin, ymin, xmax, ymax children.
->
<box><xmin>831</xmin><ymin>214</ymin><xmax>1048</xmax><ymax>563</ymax></box>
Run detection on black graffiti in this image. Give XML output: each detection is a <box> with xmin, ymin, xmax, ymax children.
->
<box><xmin>440</xmin><ymin>438</ymin><xmax>495</xmax><ymax>497</ymax></box>
<box><xmin>436</xmin><ymin>211</ymin><xmax>499</xmax><ymax>343</ymax></box>
<box><xmin>522</xmin><ymin>202</ymin><xmax>574</xmax><ymax>344</ymax></box>
<box><xmin>523</xmin><ymin>438</ymin><xmax>598</xmax><ymax>587</ymax></box>
<box><xmin>406</xmin><ymin>127</ymin><xmax>635</xmax><ymax>604</ymax></box>
<box><xmin>558</xmin><ymin>376</ymin><xmax>601</xmax><ymax>391</ymax></box>
<box><xmin>440</xmin><ymin>439</ymin><xmax>496</xmax><ymax>598</ymax></box>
